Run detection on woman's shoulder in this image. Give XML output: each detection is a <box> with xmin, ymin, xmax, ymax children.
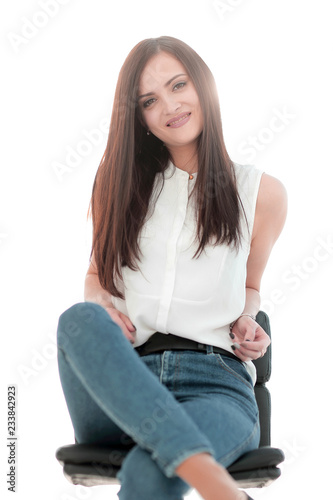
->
<box><xmin>253</xmin><ymin>171</ymin><xmax>288</xmax><ymax>241</ymax></box>
<box><xmin>232</xmin><ymin>161</ymin><xmax>287</xmax><ymax>241</ymax></box>
<box><xmin>232</xmin><ymin>162</ymin><xmax>287</xmax><ymax>203</ymax></box>
<box><xmin>256</xmin><ymin>172</ymin><xmax>288</xmax><ymax>220</ymax></box>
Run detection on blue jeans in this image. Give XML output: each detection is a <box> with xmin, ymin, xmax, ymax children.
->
<box><xmin>57</xmin><ymin>302</ymin><xmax>260</xmax><ymax>500</ymax></box>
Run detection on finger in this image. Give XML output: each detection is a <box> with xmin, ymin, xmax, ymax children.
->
<box><xmin>110</xmin><ymin>314</ymin><xmax>136</xmax><ymax>343</ymax></box>
<box><xmin>119</xmin><ymin>321</ymin><xmax>136</xmax><ymax>343</ymax></box>
<box><xmin>231</xmin><ymin>343</ymin><xmax>252</xmax><ymax>361</ymax></box>
<box><xmin>229</xmin><ymin>328</ymin><xmax>244</xmax><ymax>343</ymax></box>
<box><xmin>232</xmin><ymin>343</ymin><xmax>265</xmax><ymax>361</ymax></box>
<box><xmin>239</xmin><ymin>341</ymin><xmax>262</xmax><ymax>350</ymax></box>
<box><xmin>120</xmin><ymin>313</ymin><xmax>137</xmax><ymax>333</ymax></box>
<box><xmin>243</xmin><ymin>326</ymin><xmax>256</xmax><ymax>342</ymax></box>
<box><xmin>230</xmin><ymin>346</ymin><xmax>252</xmax><ymax>363</ymax></box>
<box><xmin>239</xmin><ymin>338</ymin><xmax>270</xmax><ymax>351</ymax></box>
<box><xmin>231</xmin><ymin>324</ymin><xmax>256</xmax><ymax>344</ymax></box>
<box><xmin>122</xmin><ymin>316</ymin><xmax>136</xmax><ymax>344</ymax></box>
<box><xmin>254</xmin><ymin>326</ymin><xmax>271</xmax><ymax>345</ymax></box>
<box><xmin>120</xmin><ymin>324</ymin><xmax>136</xmax><ymax>343</ymax></box>
<box><xmin>229</xmin><ymin>331</ymin><xmax>240</xmax><ymax>343</ymax></box>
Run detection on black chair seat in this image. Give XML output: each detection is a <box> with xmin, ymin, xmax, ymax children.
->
<box><xmin>56</xmin><ymin>443</ymin><xmax>285</xmax><ymax>488</ymax></box>
<box><xmin>226</xmin><ymin>446</ymin><xmax>285</xmax><ymax>488</ymax></box>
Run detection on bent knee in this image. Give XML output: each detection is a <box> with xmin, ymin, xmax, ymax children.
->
<box><xmin>57</xmin><ymin>302</ymin><xmax>109</xmax><ymax>348</ymax></box>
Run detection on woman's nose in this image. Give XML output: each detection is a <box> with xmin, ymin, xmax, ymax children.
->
<box><xmin>163</xmin><ymin>97</ymin><xmax>181</xmax><ymax>115</ymax></box>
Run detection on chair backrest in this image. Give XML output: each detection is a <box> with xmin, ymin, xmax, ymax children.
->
<box><xmin>252</xmin><ymin>311</ymin><xmax>272</xmax><ymax>447</ymax></box>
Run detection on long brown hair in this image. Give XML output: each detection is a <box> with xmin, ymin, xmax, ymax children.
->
<box><xmin>88</xmin><ymin>36</ymin><xmax>248</xmax><ymax>299</ymax></box>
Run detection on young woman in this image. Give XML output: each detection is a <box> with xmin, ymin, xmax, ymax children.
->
<box><xmin>57</xmin><ymin>36</ymin><xmax>287</xmax><ymax>500</ymax></box>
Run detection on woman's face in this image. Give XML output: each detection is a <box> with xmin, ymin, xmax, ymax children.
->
<box><xmin>138</xmin><ymin>52</ymin><xmax>204</xmax><ymax>149</ymax></box>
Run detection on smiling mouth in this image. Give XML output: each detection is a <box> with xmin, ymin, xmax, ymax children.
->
<box><xmin>167</xmin><ymin>112</ymin><xmax>191</xmax><ymax>127</ymax></box>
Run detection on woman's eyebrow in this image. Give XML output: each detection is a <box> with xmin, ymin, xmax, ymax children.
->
<box><xmin>137</xmin><ymin>73</ymin><xmax>187</xmax><ymax>100</ymax></box>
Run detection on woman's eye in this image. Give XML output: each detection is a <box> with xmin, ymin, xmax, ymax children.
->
<box><xmin>173</xmin><ymin>81</ymin><xmax>186</xmax><ymax>91</ymax></box>
<box><xmin>142</xmin><ymin>82</ymin><xmax>187</xmax><ymax>108</ymax></box>
<box><xmin>143</xmin><ymin>98</ymin><xmax>155</xmax><ymax>109</ymax></box>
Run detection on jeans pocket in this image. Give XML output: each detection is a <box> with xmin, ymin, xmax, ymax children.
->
<box><xmin>213</xmin><ymin>353</ymin><xmax>254</xmax><ymax>392</ymax></box>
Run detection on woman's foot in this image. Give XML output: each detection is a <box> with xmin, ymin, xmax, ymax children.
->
<box><xmin>175</xmin><ymin>453</ymin><xmax>253</xmax><ymax>500</ymax></box>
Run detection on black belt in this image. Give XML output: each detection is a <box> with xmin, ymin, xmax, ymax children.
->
<box><xmin>135</xmin><ymin>332</ymin><xmax>242</xmax><ymax>364</ymax></box>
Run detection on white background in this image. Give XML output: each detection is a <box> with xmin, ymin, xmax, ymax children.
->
<box><xmin>1</xmin><ymin>0</ymin><xmax>332</xmax><ymax>498</ymax></box>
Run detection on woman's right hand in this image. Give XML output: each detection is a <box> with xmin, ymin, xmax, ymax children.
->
<box><xmin>104</xmin><ymin>306</ymin><xmax>137</xmax><ymax>344</ymax></box>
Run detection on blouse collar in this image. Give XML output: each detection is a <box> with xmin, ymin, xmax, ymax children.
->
<box><xmin>164</xmin><ymin>160</ymin><xmax>198</xmax><ymax>181</ymax></box>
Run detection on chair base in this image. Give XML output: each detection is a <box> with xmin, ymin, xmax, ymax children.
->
<box><xmin>63</xmin><ymin>464</ymin><xmax>120</xmax><ymax>486</ymax></box>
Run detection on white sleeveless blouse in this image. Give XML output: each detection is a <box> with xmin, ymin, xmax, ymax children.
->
<box><xmin>113</xmin><ymin>160</ymin><xmax>264</xmax><ymax>384</ymax></box>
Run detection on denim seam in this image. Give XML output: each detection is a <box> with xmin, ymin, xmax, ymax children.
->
<box><xmin>172</xmin><ymin>352</ymin><xmax>181</xmax><ymax>393</ymax></box>
<box><xmin>216</xmin><ymin>417</ymin><xmax>260</xmax><ymax>467</ymax></box>
<box><xmin>160</xmin><ymin>351</ymin><xmax>166</xmax><ymax>384</ymax></box>
<box><xmin>213</xmin><ymin>353</ymin><xmax>254</xmax><ymax>392</ymax></box>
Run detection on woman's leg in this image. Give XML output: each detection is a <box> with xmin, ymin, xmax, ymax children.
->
<box><xmin>117</xmin><ymin>349</ymin><xmax>259</xmax><ymax>500</ymax></box>
<box><xmin>151</xmin><ymin>348</ymin><xmax>260</xmax><ymax>468</ymax></box>
<box><xmin>56</xmin><ymin>302</ymin><xmax>215</xmax><ymax>479</ymax></box>
<box><xmin>57</xmin><ymin>346</ymin><xmax>133</xmax><ymax>446</ymax></box>
<box><xmin>117</xmin><ymin>445</ymin><xmax>191</xmax><ymax>500</ymax></box>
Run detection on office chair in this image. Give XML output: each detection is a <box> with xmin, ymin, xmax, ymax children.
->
<box><xmin>56</xmin><ymin>310</ymin><xmax>285</xmax><ymax>490</ymax></box>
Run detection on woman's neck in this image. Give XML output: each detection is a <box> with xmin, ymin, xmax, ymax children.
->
<box><xmin>167</xmin><ymin>144</ymin><xmax>198</xmax><ymax>174</ymax></box>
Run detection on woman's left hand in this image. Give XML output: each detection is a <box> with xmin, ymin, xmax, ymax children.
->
<box><xmin>230</xmin><ymin>316</ymin><xmax>271</xmax><ymax>362</ymax></box>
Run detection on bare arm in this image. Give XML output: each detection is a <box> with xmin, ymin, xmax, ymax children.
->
<box><xmin>84</xmin><ymin>256</ymin><xmax>115</xmax><ymax>309</ymax></box>
<box><xmin>231</xmin><ymin>173</ymin><xmax>288</xmax><ymax>361</ymax></box>
<box><xmin>239</xmin><ymin>286</ymin><xmax>261</xmax><ymax>318</ymax></box>
<box><xmin>84</xmin><ymin>253</ymin><xmax>136</xmax><ymax>343</ymax></box>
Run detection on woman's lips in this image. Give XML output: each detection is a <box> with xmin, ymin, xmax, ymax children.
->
<box><xmin>166</xmin><ymin>112</ymin><xmax>191</xmax><ymax>128</ymax></box>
